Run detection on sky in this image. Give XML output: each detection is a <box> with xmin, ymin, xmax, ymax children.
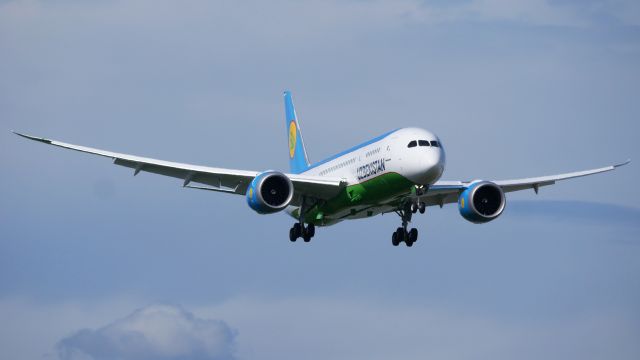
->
<box><xmin>1</xmin><ymin>0</ymin><xmax>639</xmax><ymax>359</ymax></box>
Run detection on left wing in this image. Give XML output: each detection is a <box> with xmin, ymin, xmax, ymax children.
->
<box><xmin>417</xmin><ymin>161</ymin><xmax>630</xmax><ymax>207</ymax></box>
<box><xmin>12</xmin><ymin>131</ymin><xmax>345</xmax><ymax>203</ymax></box>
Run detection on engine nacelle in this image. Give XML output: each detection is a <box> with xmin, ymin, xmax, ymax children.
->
<box><xmin>246</xmin><ymin>171</ymin><xmax>294</xmax><ymax>214</ymax></box>
<box><xmin>458</xmin><ymin>181</ymin><xmax>506</xmax><ymax>223</ymax></box>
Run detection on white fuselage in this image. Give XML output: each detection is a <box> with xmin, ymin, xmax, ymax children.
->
<box><xmin>286</xmin><ymin>128</ymin><xmax>446</xmax><ymax>224</ymax></box>
<box><xmin>302</xmin><ymin>127</ymin><xmax>446</xmax><ymax>186</ymax></box>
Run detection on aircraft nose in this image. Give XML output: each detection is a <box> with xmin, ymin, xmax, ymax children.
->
<box><xmin>431</xmin><ymin>151</ymin><xmax>445</xmax><ymax>179</ymax></box>
<box><xmin>417</xmin><ymin>149</ymin><xmax>445</xmax><ymax>184</ymax></box>
<box><xmin>435</xmin><ymin>148</ymin><xmax>445</xmax><ymax>174</ymax></box>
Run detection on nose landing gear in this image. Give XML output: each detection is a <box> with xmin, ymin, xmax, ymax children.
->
<box><xmin>410</xmin><ymin>201</ymin><xmax>426</xmax><ymax>214</ymax></box>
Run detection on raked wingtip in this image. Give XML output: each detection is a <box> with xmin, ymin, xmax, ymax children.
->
<box><xmin>11</xmin><ymin>131</ymin><xmax>52</xmax><ymax>144</ymax></box>
<box><xmin>614</xmin><ymin>159</ymin><xmax>631</xmax><ymax>168</ymax></box>
<box><xmin>11</xmin><ymin>130</ymin><xmax>28</xmax><ymax>138</ymax></box>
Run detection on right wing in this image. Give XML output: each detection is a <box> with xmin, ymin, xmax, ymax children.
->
<box><xmin>416</xmin><ymin>161</ymin><xmax>630</xmax><ymax>207</ymax></box>
<box><xmin>13</xmin><ymin>132</ymin><xmax>345</xmax><ymax>203</ymax></box>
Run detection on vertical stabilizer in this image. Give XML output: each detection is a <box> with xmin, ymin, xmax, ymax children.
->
<box><xmin>284</xmin><ymin>91</ymin><xmax>311</xmax><ymax>174</ymax></box>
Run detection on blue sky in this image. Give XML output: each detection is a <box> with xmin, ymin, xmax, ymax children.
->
<box><xmin>1</xmin><ymin>0</ymin><xmax>639</xmax><ymax>359</ymax></box>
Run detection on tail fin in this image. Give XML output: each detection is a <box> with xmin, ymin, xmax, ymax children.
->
<box><xmin>284</xmin><ymin>91</ymin><xmax>311</xmax><ymax>174</ymax></box>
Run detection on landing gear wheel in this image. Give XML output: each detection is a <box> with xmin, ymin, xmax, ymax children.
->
<box><xmin>403</xmin><ymin>228</ymin><xmax>417</xmax><ymax>247</ymax></box>
<box><xmin>392</xmin><ymin>232</ymin><xmax>400</xmax><ymax>246</ymax></box>
<box><xmin>293</xmin><ymin>223</ymin><xmax>302</xmax><ymax>238</ymax></box>
<box><xmin>411</xmin><ymin>203</ymin><xmax>418</xmax><ymax>214</ymax></box>
<box><xmin>302</xmin><ymin>224</ymin><xmax>314</xmax><ymax>242</ymax></box>
<box><xmin>418</xmin><ymin>202</ymin><xmax>426</xmax><ymax>214</ymax></box>
<box><xmin>291</xmin><ymin>223</ymin><xmax>316</xmax><ymax>243</ymax></box>
<box><xmin>409</xmin><ymin>228</ymin><xmax>418</xmax><ymax>243</ymax></box>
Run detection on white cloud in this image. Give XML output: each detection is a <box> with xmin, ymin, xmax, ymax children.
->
<box><xmin>0</xmin><ymin>296</ymin><xmax>638</xmax><ymax>360</ymax></box>
<box><xmin>56</xmin><ymin>305</ymin><xmax>236</xmax><ymax>360</ymax></box>
<box><xmin>0</xmin><ymin>297</ymin><xmax>142</xmax><ymax>360</ymax></box>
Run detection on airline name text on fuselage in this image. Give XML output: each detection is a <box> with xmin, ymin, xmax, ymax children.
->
<box><xmin>357</xmin><ymin>158</ymin><xmax>386</xmax><ymax>180</ymax></box>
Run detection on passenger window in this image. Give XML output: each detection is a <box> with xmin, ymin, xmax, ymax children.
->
<box><xmin>418</xmin><ymin>140</ymin><xmax>430</xmax><ymax>147</ymax></box>
<box><xmin>407</xmin><ymin>141</ymin><xmax>417</xmax><ymax>148</ymax></box>
<box><xmin>430</xmin><ymin>140</ymin><xmax>439</xmax><ymax>147</ymax></box>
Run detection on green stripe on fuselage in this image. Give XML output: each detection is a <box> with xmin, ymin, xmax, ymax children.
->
<box><xmin>302</xmin><ymin>172</ymin><xmax>415</xmax><ymax>226</ymax></box>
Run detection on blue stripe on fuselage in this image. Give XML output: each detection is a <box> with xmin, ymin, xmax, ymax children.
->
<box><xmin>302</xmin><ymin>128</ymin><xmax>399</xmax><ymax>173</ymax></box>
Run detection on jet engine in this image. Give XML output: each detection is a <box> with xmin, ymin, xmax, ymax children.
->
<box><xmin>458</xmin><ymin>181</ymin><xmax>506</xmax><ymax>223</ymax></box>
<box><xmin>246</xmin><ymin>171</ymin><xmax>294</xmax><ymax>214</ymax></box>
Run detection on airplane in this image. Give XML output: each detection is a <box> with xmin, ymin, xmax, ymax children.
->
<box><xmin>13</xmin><ymin>91</ymin><xmax>630</xmax><ymax>247</ymax></box>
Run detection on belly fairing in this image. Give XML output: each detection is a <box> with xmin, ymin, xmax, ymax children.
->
<box><xmin>296</xmin><ymin>172</ymin><xmax>414</xmax><ymax>226</ymax></box>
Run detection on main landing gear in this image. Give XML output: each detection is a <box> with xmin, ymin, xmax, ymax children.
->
<box><xmin>289</xmin><ymin>222</ymin><xmax>315</xmax><ymax>242</ymax></box>
<box><xmin>392</xmin><ymin>202</ymin><xmax>424</xmax><ymax>247</ymax></box>
<box><xmin>392</xmin><ymin>227</ymin><xmax>418</xmax><ymax>247</ymax></box>
<box><xmin>289</xmin><ymin>196</ymin><xmax>316</xmax><ymax>243</ymax></box>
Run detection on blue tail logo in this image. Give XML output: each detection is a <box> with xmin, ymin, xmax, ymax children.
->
<box><xmin>284</xmin><ymin>91</ymin><xmax>310</xmax><ymax>174</ymax></box>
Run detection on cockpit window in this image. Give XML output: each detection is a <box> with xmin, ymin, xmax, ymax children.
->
<box><xmin>430</xmin><ymin>140</ymin><xmax>439</xmax><ymax>147</ymax></box>
<box><xmin>418</xmin><ymin>140</ymin><xmax>430</xmax><ymax>147</ymax></box>
<box><xmin>407</xmin><ymin>140</ymin><xmax>417</xmax><ymax>148</ymax></box>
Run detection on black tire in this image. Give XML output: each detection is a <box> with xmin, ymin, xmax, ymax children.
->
<box><xmin>289</xmin><ymin>228</ymin><xmax>297</xmax><ymax>242</ymax></box>
<box><xmin>307</xmin><ymin>223</ymin><xmax>315</xmax><ymax>237</ymax></box>
<box><xmin>409</xmin><ymin>228</ymin><xmax>418</xmax><ymax>243</ymax></box>
<box><xmin>419</xmin><ymin>203</ymin><xmax>426</xmax><ymax>214</ymax></box>
<box><xmin>411</xmin><ymin>203</ymin><xmax>418</xmax><ymax>213</ymax></box>
<box><xmin>406</xmin><ymin>240</ymin><xmax>414</xmax><ymax>247</ymax></box>
<box><xmin>303</xmin><ymin>234</ymin><xmax>312</xmax><ymax>242</ymax></box>
<box><xmin>392</xmin><ymin>232</ymin><xmax>400</xmax><ymax>246</ymax></box>
<box><xmin>293</xmin><ymin>223</ymin><xmax>302</xmax><ymax>238</ymax></box>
